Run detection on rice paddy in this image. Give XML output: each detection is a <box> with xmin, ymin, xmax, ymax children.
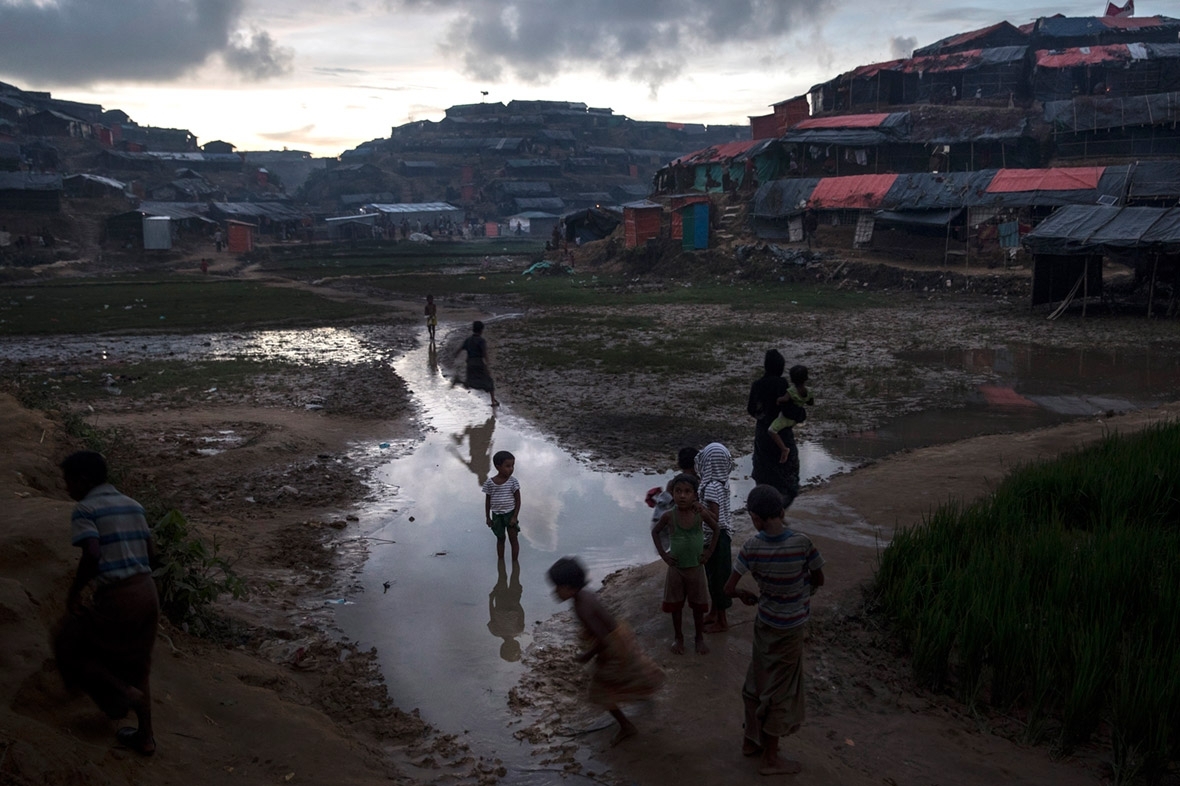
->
<box><xmin>872</xmin><ymin>422</ymin><xmax>1180</xmax><ymax>782</ymax></box>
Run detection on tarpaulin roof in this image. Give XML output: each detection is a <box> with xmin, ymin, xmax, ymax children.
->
<box><xmin>1023</xmin><ymin>204</ymin><xmax>1180</xmax><ymax>254</ymax></box>
<box><xmin>914</xmin><ymin>21</ymin><xmax>1028</xmax><ymax>57</ymax></box>
<box><xmin>794</xmin><ymin>114</ymin><xmax>893</xmax><ymax>129</ymax></box>
<box><xmin>882</xmin><ymin>171</ymin><xmax>995</xmax><ymax>209</ymax></box>
<box><xmin>209</xmin><ymin>202</ymin><xmax>305</xmax><ymax>221</ymax></box>
<box><xmin>364</xmin><ymin>202</ymin><xmax>462</xmax><ymax>214</ymax></box>
<box><xmin>752</xmin><ymin>178</ymin><xmax>821</xmax><ymax>218</ymax></box>
<box><xmin>901</xmin><ymin>46</ymin><xmax>1027</xmax><ymax>73</ymax></box>
<box><xmin>782</xmin><ymin>113</ymin><xmax>910</xmax><ymax>146</ymax></box>
<box><xmin>668</xmin><ymin>138</ymin><xmax>777</xmax><ymax>166</ymax></box>
<box><xmin>987</xmin><ymin>167</ymin><xmax>1103</xmax><ymax>193</ymax></box>
<box><xmin>1033</xmin><ymin>15</ymin><xmax>1180</xmax><ymax>39</ymax></box>
<box><xmin>1044</xmin><ymin>91</ymin><xmax>1180</xmax><ymax>132</ymax></box>
<box><xmin>808</xmin><ymin>174</ymin><xmax>898</xmax><ymax>209</ymax></box>
<box><xmin>136</xmin><ymin>202</ymin><xmax>215</xmax><ymax>223</ymax></box>
<box><xmin>874</xmin><ymin>208</ymin><xmax>963</xmax><ymax>227</ymax></box>
<box><xmin>1128</xmin><ymin>161</ymin><xmax>1180</xmax><ymax>199</ymax></box>
<box><xmin>1034</xmin><ymin>44</ymin><xmax>1133</xmax><ymax>68</ymax></box>
<box><xmin>976</xmin><ymin>166</ymin><xmax>1131</xmax><ymax>208</ymax></box>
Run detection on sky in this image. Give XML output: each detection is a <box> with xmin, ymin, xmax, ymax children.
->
<box><xmin>0</xmin><ymin>0</ymin><xmax>1165</xmax><ymax>158</ymax></box>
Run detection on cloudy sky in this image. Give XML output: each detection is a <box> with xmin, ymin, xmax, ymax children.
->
<box><xmin>0</xmin><ymin>0</ymin><xmax>1159</xmax><ymax>157</ymax></box>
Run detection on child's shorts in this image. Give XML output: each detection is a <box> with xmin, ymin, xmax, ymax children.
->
<box><xmin>662</xmin><ymin>564</ymin><xmax>709</xmax><ymax>613</ymax></box>
<box><xmin>489</xmin><ymin>511</ymin><xmax>519</xmax><ymax>540</ymax></box>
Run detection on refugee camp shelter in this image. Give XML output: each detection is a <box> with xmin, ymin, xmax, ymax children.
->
<box><xmin>0</xmin><ymin>172</ymin><xmax>61</xmax><ymax>211</ymax></box>
<box><xmin>142</xmin><ymin>216</ymin><xmax>171</xmax><ymax>250</ymax></box>
<box><xmin>561</xmin><ymin>206</ymin><xmax>621</xmax><ymax>245</ymax></box>
<box><xmin>1044</xmin><ymin>91</ymin><xmax>1180</xmax><ymax>160</ymax></box>
<box><xmin>652</xmin><ymin>139</ymin><xmax>783</xmax><ymax>194</ymax></box>
<box><xmin>623</xmin><ymin>200</ymin><xmax>663</xmax><ymax>248</ymax></box>
<box><xmin>362</xmin><ymin>201</ymin><xmax>464</xmax><ymax>230</ymax></box>
<box><xmin>62</xmin><ymin>173</ymin><xmax>128</xmax><ymax>199</ymax></box>
<box><xmin>226</xmin><ymin>220</ymin><xmax>255</xmax><ymax>253</ymax></box>
<box><xmin>678</xmin><ymin>201</ymin><xmax>710</xmax><ymax>249</ymax></box>
<box><xmin>1023</xmin><ymin>204</ymin><xmax>1180</xmax><ymax>313</ymax></box>
<box><xmin>507</xmin><ymin>211</ymin><xmax>559</xmax><ymax>237</ymax></box>
<box><xmin>325</xmin><ymin>213</ymin><xmax>378</xmax><ymax>241</ymax></box>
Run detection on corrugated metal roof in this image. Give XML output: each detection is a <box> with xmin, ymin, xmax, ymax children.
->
<box><xmin>364</xmin><ymin>202</ymin><xmax>462</xmax><ymax>214</ymax></box>
<box><xmin>794</xmin><ymin>113</ymin><xmax>893</xmax><ymax>130</ymax></box>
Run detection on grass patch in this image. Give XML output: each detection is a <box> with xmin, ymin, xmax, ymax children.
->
<box><xmin>0</xmin><ymin>277</ymin><xmax>384</xmax><ymax>335</ymax></box>
<box><xmin>365</xmin><ymin>271</ymin><xmax>883</xmax><ymax>311</ymax></box>
<box><xmin>871</xmin><ymin>422</ymin><xmax>1180</xmax><ymax>782</ymax></box>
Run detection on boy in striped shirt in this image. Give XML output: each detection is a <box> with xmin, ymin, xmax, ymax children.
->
<box><xmin>482</xmin><ymin>450</ymin><xmax>521</xmax><ymax>561</ymax></box>
<box><xmin>725</xmin><ymin>484</ymin><xmax>825</xmax><ymax>776</ymax></box>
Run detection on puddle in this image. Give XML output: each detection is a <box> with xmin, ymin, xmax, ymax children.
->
<box><xmin>3</xmin><ymin>325</ymin><xmax>1177</xmax><ymax>776</ymax></box>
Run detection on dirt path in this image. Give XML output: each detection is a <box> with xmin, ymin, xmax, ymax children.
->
<box><xmin>513</xmin><ymin>403</ymin><xmax>1180</xmax><ymax>786</ymax></box>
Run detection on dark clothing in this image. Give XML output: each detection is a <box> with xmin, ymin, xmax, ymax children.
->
<box><xmin>55</xmin><ymin>572</ymin><xmax>159</xmax><ymax>718</ymax></box>
<box><xmin>461</xmin><ymin>334</ymin><xmax>495</xmax><ymax>392</ymax></box>
<box><xmin>748</xmin><ymin>373</ymin><xmax>799</xmax><ymax>506</ymax></box>
<box><xmin>704</xmin><ymin>530</ymin><xmax>733</xmax><ymax>612</ymax></box>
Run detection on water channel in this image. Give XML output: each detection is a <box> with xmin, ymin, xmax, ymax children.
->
<box><xmin>4</xmin><ymin>323</ymin><xmax>1179</xmax><ymax>778</ymax></box>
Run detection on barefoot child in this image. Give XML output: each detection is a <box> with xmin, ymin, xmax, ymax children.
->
<box><xmin>651</xmin><ymin>473</ymin><xmax>718</xmax><ymax>655</ymax></box>
<box><xmin>696</xmin><ymin>442</ymin><xmax>735</xmax><ymax>633</ymax></box>
<box><xmin>547</xmin><ymin>557</ymin><xmax>665</xmax><ymax>746</ymax></box>
<box><xmin>482</xmin><ymin>450</ymin><xmax>520</xmax><ymax>561</ymax></box>
<box><xmin>725</xmin><ymin>484</ymin><xmax>825</xmax><ymax>776</ymax></box>
<box><xmin>768</xmin><ymin>365</ymin><xmax>814</xmax><ymax>465</ymax></box>
<box><xmin>54</xmin><ymin>451</ymin><xmax>159</xmax><ymax>756</ymax></box>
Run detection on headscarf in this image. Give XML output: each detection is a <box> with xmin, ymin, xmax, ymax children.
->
<box><xmin>695</xmin><ymin>442</ymin><xmax>734</xmax><ymax>536</ymax></box>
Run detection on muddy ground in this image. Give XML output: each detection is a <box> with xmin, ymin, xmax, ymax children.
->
<box><xmin>1</xmin><ymin>246</ymin><xmax>1178</xmax><ymax>786</ymax></box>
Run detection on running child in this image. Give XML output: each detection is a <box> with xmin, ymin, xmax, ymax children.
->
<box><xmin>651</xmin><ymin>473</ymin><xmax>718</xmax><ymax>655</ymax></box>
<box><xmin>768</xmin><ymin>365</ymin><xmax>814</xmax><ymax>464</ymax></box>
<box><xmin>482</xmin><ymin>450</ymin><xmax>520</xmax><ymax>561</ymax></box>
<box><xmin>725</xmin><ymin>484</ymin><xmax>825</xmax><ymax>776</ymax></box>
<box><xmin>547</xmin><ymin>557</ymin><xmax>665</xmax><ymax>746</ymax></box>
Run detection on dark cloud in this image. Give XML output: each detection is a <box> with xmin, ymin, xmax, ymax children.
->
<box><xmin>0</xmin><ymin>0</ymin><xmax>291</xmax><ymax>85</ymax></box>
<box><xmin>224</xmin><ymin>29</ymin><xmax>294</xmax><ymax>79</ymax></box>
<box><xmin>393</xmin><ymin>0</ymin><xmax>825</xmax><ymax>93</ymax></box>
<box><xmin>889</xmin><ymin>35</ymin><xmax>918</xmax><ymax>59</ymax></box>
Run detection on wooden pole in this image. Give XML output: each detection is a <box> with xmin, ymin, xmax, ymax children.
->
<box><xmin>1083</xmin><ymin>256</ymin><xmax>1089</xmax><ymax>317</ymax></box>
<box><xmin>1148</xmin><ymin>254</ymin><xmax>1159</xmax><ymax>318</ymax></box>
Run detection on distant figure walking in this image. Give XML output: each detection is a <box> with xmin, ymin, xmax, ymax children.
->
<box><xmin>454</xmin><ymin>320</ymin><xmax>500</xmax><ymax>407</ymax></box>
<box><xmin>424</xmin><ymin>294</ymin><xmax>438</xmax><ymax>342</ymax></box>
<box><xmin>213</xmin><ymin>228</ymin><xmax>223</xmax><ymax>252</ymax></box>
<box><xmin>54</xmin><ymin>451</ymin><xmax>159</xmax><ymax>756</ymax></box>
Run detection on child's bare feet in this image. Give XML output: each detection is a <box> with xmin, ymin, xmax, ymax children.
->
<box><xmin>670</xmin><ymin>637</ymin><xmax>685</xmax><ymax>654</ymax></box>
<box><xmin>610</xmin><ymin>720</ymin><xmax>638</xmax><ymax>747</ymax></box>
<box><xmin>702</xmin><ymin>612</ymin><xmax>717</xmax><ymax>626</ymax></box>
<box><xmin>695</xmin><ymin>637</ymin><xmax>710</xmax><ymax>655</ymax></box>
<box><xmin>704</xmin><ymin>620</ymin><xmax>729</xmax><ymax>633</ymax></box>
<box><xmin>758</xmin><ymin>754</ymin><xmax>801</xmax><ymax>776</ymax></box>
<box><xmin>742</xmin><ymin>740</ymin><xmax>763</xmax><ymax>757</ymax></box>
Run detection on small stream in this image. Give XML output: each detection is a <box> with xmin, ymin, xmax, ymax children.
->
<box><xmin>3</xmin><ymin>324</ymin><xmax>1178</xmax><ymax>778</ymax></box>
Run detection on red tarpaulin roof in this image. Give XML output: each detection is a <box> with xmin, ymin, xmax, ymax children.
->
<box><xmin>1035</xmin><ymin>44</ymin><xmax>1129</xmax><ymax>67</ymax></box>
<box><xmin>669</xmin><ymin>138</ymin><xmax>766</xmax><ymax>166</ymax></box>
<box><xmin>986</xmin><ymin>167</ymin><xmax>1104</xmax><ymax>193</ymax></box>
<box><xmin>794</xmin><ymin>114</ymin><xmax>892</xmax><ymax>130</ymax></box>
<box><xmin>1101</xmin><ymin>15</ymin><xmax>1171</xmax><ymax>29</ymax></box>
<box><xmin>808</xmin><ymin>174</ymin><xmax>899</xmax><ymax>209</ymax></box>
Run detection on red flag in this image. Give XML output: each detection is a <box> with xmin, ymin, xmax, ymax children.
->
<box><xmin>1105</xmin><ymin>0</ymin><xmax>1133</xmax><ymax>17</ymax></box>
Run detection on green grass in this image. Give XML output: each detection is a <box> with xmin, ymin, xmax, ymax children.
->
<box><xmin>872</xmin><ymin>422</ymin><xmax>1180</xmax><ymax>782</ymax></box>
<box><xmin>0</xmin><ymin>278</ymin><xmax>384</xmax><ymax>335</ymax></box>
<box><xmin>362</xmin><ymin>270</ymin><xmax>882</xmax><ymax>310</ymax></box>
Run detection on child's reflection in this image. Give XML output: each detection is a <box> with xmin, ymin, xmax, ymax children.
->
<box><xmin>451</xmin><ymin>416</ymin><xmax>495</xmax><ymax>484</ymax></box>
<box><xmin>488</xmin><ymin>559</ymin><xmax>525</xmax><ymax>662</ymax></box>
<box><xmin>427</xmin><ymin>341</ymin><xmax>439</xmax><ymax>377</ymax></box>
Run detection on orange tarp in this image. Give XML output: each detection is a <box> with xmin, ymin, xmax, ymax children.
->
<box><xmin>794</xmin><ymin>114</ymin><xmax>892</xmax><ymax>130</ymax></box>
<box><xmin>808</xmin><ymin>174</ymin><xmax>898</xmax><ymax>209</ymax></box>
<box><xmin>986</xmin><ymin>167</ymin><xmax>1104</xmax><ymax>193</ymax></box>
